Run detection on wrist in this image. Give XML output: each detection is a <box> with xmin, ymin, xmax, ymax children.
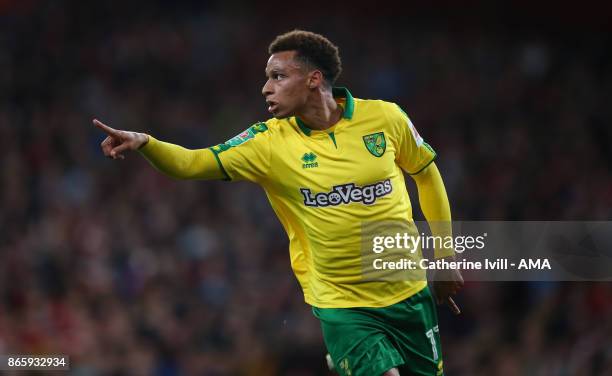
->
<box><xmin>138</xmin><ymin>133</ymin><xmax>150</xmax><ymax>149</ymax></box>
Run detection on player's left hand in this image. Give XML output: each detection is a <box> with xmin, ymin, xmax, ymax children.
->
<box><xmin>432</xmin><ymin>267</ymin><xmax>464</xmax><ymax>315</ymax></box>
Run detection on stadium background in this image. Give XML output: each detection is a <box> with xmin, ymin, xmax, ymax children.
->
<box><xmin>0</xmin><ymin>0</ymin><xmax>610</xmax><ymax>374</ymax></box>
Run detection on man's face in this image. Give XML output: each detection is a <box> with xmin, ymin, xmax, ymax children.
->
<box><xmin>262</xmin><ymin>51</ymin><xmax>310</xmax><ymax>118</ymax></box>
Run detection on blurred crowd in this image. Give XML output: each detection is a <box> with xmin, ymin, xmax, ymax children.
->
<box><xmin>0</xmin><ymin>1</ymin><xmax>610</xmax><ymax>375</ymax></box>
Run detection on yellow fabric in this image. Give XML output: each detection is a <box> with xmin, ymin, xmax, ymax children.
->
<box><xmin>411</xmin><ymin>163</ymin><xmax>455</xmax><ymax>259</ymax></box>
<box><xmin>138</xmin><ymin>136</ymin><xmax>226</xmax><ymax>180</ymax></box>
<box><xmin>136</xmin><ymin>89</ymin><xmax>448</xmax><ymax>308</ymax></box>
<box><xmin>212</xmin><ymin>90</ymin><xmax>437</xmax><ymax>308</ymax></box>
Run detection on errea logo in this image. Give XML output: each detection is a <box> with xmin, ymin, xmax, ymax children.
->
<box><xmin>301</xmin><ymin>152</ymin><xmax>318</xmax><ymax>168</ymax></box>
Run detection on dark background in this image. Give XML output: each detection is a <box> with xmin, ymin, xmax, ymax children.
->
<box><xmin>0</xmin><ymin>1</ymin><xmax>610</xmax><ymax>375</ymax></box>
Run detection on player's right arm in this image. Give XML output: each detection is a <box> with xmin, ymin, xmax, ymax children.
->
<box><xmin>384</xmin><ymin>105</ymin><xmax>464</xmax><ymax>314</ymax></box>
<box><xmin>93</xmin><ymin>119</ymin><xmax>225</xmax><ymax>180</ymax></box>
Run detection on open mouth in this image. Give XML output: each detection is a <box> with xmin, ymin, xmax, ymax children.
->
<box><xmin>266</xmin><ymin>100</ymin><xmax>278</xmax><ymax>113</ymax></box>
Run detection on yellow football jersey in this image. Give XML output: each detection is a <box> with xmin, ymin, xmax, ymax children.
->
<box><xmin>210</xmin><ymin>88</ymin><xmax>436</xmax><ymax>308</ymax></box>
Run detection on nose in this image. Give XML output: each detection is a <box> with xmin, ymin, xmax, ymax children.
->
<box><xmin>262</xmin><ymin>79</ymin><xmax>273</xmax><ymax>97</ymax></box>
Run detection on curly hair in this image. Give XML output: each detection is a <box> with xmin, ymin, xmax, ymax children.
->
<box><xmin>268</xmin><ymin>30</ymin><xmax>342</xmax><ymax>86</ymax></box>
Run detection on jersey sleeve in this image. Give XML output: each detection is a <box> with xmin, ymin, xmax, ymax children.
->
<box><xmin>139</xmin><ymin>136</ymin><xmax>226</xmax><ymax>180</ymax></box>
<box><xmin>210</xmin><ymin>122</ymin><xmax>271</xmax><ymax>183</ymax></box>
<box><xmin>386</xmin><ymin>103</ymin><xmax>437</xmax><ymax>175</ymax></box>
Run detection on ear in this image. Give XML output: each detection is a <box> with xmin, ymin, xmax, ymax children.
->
<box><xmin>307</xmin><ymin>70</ymin><xmax>324</xmax><ymax>89</ymax></box>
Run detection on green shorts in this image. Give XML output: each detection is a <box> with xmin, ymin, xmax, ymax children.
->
<box><xmin>312</xmin><ymin>286</ymin><xmax>444</xmax><ymax>376</ymax></box>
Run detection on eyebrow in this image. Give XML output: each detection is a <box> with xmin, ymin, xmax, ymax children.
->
<box><xmin>265</xmin><ymin>68</ymin><xmax>283</xmax><ymax>76</ymax></box>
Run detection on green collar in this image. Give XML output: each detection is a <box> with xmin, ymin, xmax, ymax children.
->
<box><xmin>296</xmin><ymin>87</ymin><xmax>354</xmax><ymax>136</ymax></box>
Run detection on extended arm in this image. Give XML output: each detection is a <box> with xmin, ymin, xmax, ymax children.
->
<box><xmin>139</xmin><ymin>136</ymin><xmax>225</xmax><ymax>180</ymax></box>
<box><xmin>94</xmin><ymin>119</ymin><xmax>225</xmax><ymax>180</ymax></box>
<box><xmin>411</xmin><ymin>161</ymin><xmax>453</xmax><ymax>259</ymax></box>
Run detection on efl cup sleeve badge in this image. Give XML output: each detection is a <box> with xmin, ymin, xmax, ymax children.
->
<box><xmin>362</xmin><ymin>132</ymin><xmax>386</xmax><ymax>157</ymax></box>
<box><xmin>211</xmin><ymin>122</ymin><xmax>269</xmax><ymax>154</ymax></box>
<box><xmin>226</xmin><ymin>122</ymin><xmax>269</xmax><ymax>147</ymax></box>
<box><xmin>227</xmin><ymin>129</ymin><xmax>254</xmax><ymax>147</ymax></box>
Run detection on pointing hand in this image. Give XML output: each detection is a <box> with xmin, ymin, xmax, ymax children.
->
<box><xmin>93</xmin><ymin>119</ymin><xmax>149</xmax><ymax>160</ymax></box>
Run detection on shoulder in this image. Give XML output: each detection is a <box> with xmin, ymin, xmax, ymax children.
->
<box><xmin>353</xmin><ymin>98</ymin><xmax>403</xmax><ymax>119</ymax></box>
<box><xmin>261</xmin><ymin>116</ymin><xmax>303</xmax><ymax>138</ymax></box>
<box><xmin>261</xmin><ymin>117</ymin><xmax>284</xmax><ymax>133</ymax></box>
<box><xmin>210</xmin><ymin>121</ymin><xmax>273</xmax><ymax>154</ymax></box>
<box><xmin>353</xmin><ymin>99</ymin><xmax>414</xmax><ymax>142</ymax></box>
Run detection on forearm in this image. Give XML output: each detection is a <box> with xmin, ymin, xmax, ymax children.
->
<box><xmin>138</xmin><ymin>135</ymin><xmax>225</xmax><ymax>180</ymax></box>
<box><xmin>412</xmin><ymin>162</ymin><xmax>454</xmax><ymax>258</ymax></box>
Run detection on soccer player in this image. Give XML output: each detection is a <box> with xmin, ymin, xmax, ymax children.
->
<box><xmin>94</xmin><ymin>30</ymin><xmax>463</xmax><ymax>376</ymax></box>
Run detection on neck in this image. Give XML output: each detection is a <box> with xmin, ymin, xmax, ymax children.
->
<box><xmin>297</xmin><ymin>89</ymin><xmax>343</xmax><ymax>131</ymax></box>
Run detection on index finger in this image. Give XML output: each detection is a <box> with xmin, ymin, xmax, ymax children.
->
<box><xmin>93</xmin><ymin>119</ymin><xmax>118</xmax><ymax>136</ymax></box>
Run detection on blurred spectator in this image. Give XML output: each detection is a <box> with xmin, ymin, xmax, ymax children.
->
<box><xmin>0</xmin><ymin>1</ymin><xmax>610</xmax><ymax>375</ymax></box>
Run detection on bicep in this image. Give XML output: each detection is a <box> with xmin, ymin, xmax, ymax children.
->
<box><xmin>212</xmin><ymin>130</ymin><xmax>271</xmax><ymax>183</ymax></box>
<box><xmin>388</xmin><ymin>104</ymin><xmax>436</xmax><ymax>175</ymax></box>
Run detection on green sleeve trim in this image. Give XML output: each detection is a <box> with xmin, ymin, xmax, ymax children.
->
<box><xmin>408</xmin><ymin>151</ymin><xmax>437</xmax><ymax>175</ymax></box>
<box><xmin>422</xmin><ymin>142</ymin><xmax>436</xmax><ymax>155</ymax></box>
<box><xmin>208</xmin><ymin>148</ymin><xmax>231</xmax><ymax>181</ymax></box>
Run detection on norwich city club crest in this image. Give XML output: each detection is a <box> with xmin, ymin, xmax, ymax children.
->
<box><xmin>363</xmin><ymin>132</ymin><xmax>386</xmax><ymax>157</ymax></box>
